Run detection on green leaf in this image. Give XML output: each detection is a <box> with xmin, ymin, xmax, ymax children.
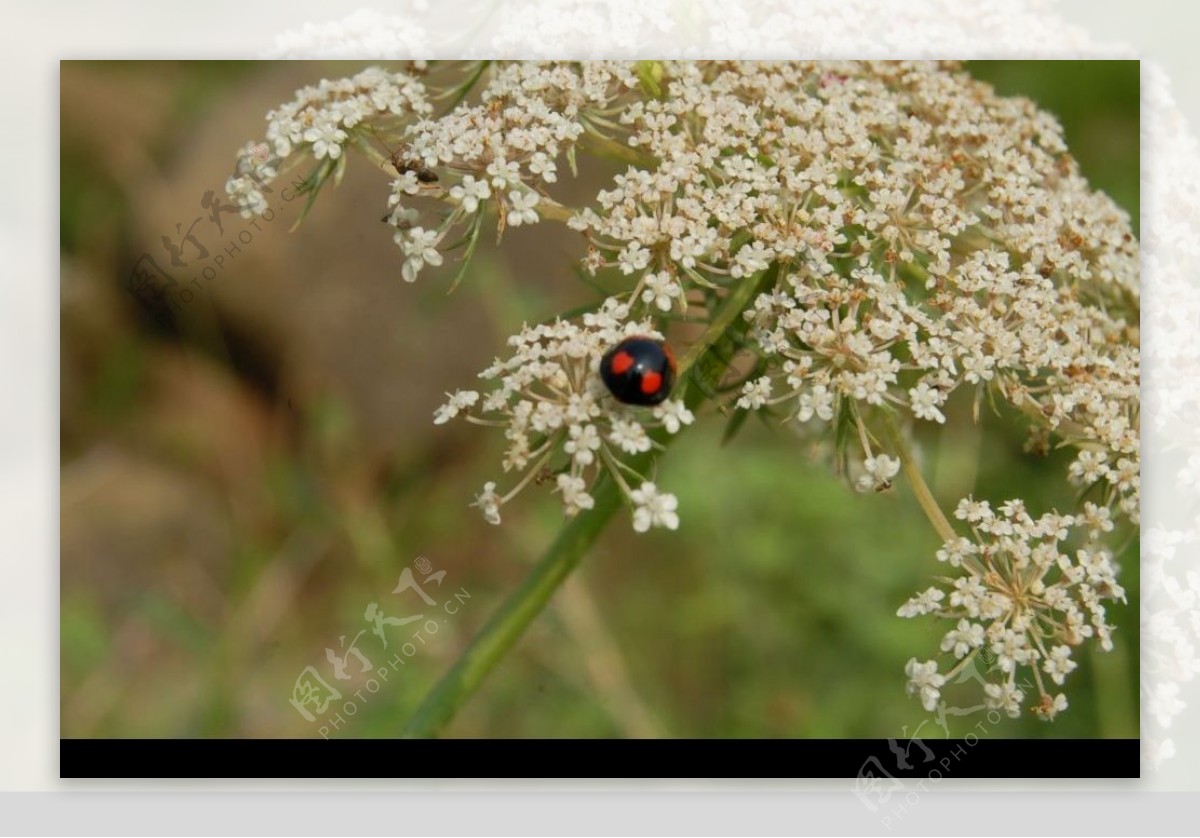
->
<box><xmin>445</xmin><ymin>212</ymin><xmax>485</xmax><ymax>294</ymax></box>
<box><xmin>288</xmin><ymin>157</ymin><xmax>336</xmax><ymax>233</ymax></box>
<box><xmin>721</xmin><ymin>407</ymin><xmax>751</xmax><ymax>447</ymax></box>
<box><xmin>833</xmin><ymin>397</ymin><xmax>855</xmax><ymax>476</ymax></box>
<box><xmin>443</xmin><ymin>60</ymin><xmax>491</xmax><ymax>112</ymax></box>
<box><xmin>634</xmin><ymin>60</ymin><xmax>665</xmax><ymax>100</ymax></box>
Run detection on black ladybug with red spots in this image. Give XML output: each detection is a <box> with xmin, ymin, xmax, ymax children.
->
<box><xmin>599</xmin><ymin>336</ymin><xmax>677</xmax><ymax>406</ymax></box>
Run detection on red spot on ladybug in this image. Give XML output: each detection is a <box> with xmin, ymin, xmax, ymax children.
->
<box><xmin>599</xmin><ymin>336</ymin><xmax>676</xmax><ymax>407</ymax></box>
<box><xmin>610</xmin><ymin>351</ymin><xmax>635</xmax><ymax>375</ymax></box>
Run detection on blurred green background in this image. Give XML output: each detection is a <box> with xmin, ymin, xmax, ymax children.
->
<box><xmin>60</xmin><ymin>61</ymin><xmax>1139</xmax><ymax>740</ymax></box>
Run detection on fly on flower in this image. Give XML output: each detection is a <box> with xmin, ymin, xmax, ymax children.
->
<box><xmin>385</xmin><ymin>143</ymin><xmax>438</xmax><ymax>184</ymax></box>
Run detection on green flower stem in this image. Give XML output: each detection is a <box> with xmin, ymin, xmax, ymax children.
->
<box><xmin>880</xmin><ymin>412</ymin><xmax>957</xmax><ymax>544</ymax></box>
<box><xmin>536</xmin><ymin>198</ymin><xmax>577</xmax><ymax>223</ymax></box>
<box><xmin>401</xmin><ymin>267</ymin><xmax>774</xmax><ymax>738</ymax></box>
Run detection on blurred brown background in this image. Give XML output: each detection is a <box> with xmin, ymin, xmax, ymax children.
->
<box><xmin>61</xmin><ymin>61</ymin><xmax>1139</xmax><ymax>739</ymax></box>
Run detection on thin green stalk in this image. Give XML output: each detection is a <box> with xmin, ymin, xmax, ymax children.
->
<box><xmin>880</xmin><ymin>412</ymin><xmax>957</xmax><ymax>544</ymax></box>
<box><xmin>441</xmin><ymin>60</ymin><xmax>491</xmax><ymax>112</ymax></box>
<box><xmin>401</xmin><ymin>266</ymin><xmax>775</xmax><ymax>738</ymax></box>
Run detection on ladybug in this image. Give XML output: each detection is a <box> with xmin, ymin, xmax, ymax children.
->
<box><xmin>599</xmin><ymin>336</ymin><xmax>677</xmax><ymax>406</ymax></box>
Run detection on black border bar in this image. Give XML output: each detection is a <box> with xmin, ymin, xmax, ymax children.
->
<box><xmin>61</xmin><ymin>738</ymin><xmax>1139</xmax><ymax>779</ymax></box>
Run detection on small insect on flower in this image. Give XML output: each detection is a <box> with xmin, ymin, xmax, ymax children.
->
<box><xmin>387</xmin><ymin>144</ymin><xmax>438</xmax><ymax>183</ymax></box>
<box><xmin>599</xmin><ymin>336</ymin><xmax>677</xmax><ymax>407</ymax></box>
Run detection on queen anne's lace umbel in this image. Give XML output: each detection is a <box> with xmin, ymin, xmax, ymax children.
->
<box><xmin>436</xmin><ymin>299</ymin><xmax>694</xmax><ymax>532</ymax></box>
<box><xmin>226</xmin><ymin>65</ymin><xmax>433</xmax><ymax>218</ymax></box>
<box><xmin>899</xmin><ymin>497</ymin><xmax>1125</xmax><ymax>719</ymax></box>
<box><xmin>228</xmin><ymin>60</ymin><xmax>1139</xmax><ymax>721</ymax></box>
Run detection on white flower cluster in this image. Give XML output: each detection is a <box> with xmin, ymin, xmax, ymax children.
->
<box><xmin>388</xmin><ymin>61</ymin><xmax>641</xmax><ymax>282</ymax></box>
<box><xmin>266</xmin><ymin>2</ymin><xmax>1117</xmax><ymax>64</ymax></box>
<box><xmin>706</xmin><ymin>66</ymin><xmax>1138</xmax><ymax>509</ymax></box>
<box><xmin>899</xmin><ymin>497</ymin><xmax>1125</xmax><ymax>721</ymax></box>
<box><xmin>1142</xmin><ymin>524</ymin><xmax>1200</xmax><ymax>763</ymax></box>
<box><xmin>565</xmin><ymin>61</ymin><xmax>1140</xmax><ymax>533</ymax></box>
<box><xmin>1138</xmin><ymin>64</ymin><xmax>1200</xmax><ymax>767</ymax></box>
<box><xmin>229</xmin><ymin>60</ymin><xmax>1140</xmax><ymax>727</ymax></box>
<box><xmin>226</xmin><ymin>65</ymin><xmax>432</xmax><ymax>217</ymax></box>
<box><xmin>433</xmin><ymin>299</ymin><xmax>694</xmax><ymax>531</ymax></box>
<box><xmin>608</xmin><ymin>66</ymin><xmax>1155</xmax><ymax>472</ymax></box>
